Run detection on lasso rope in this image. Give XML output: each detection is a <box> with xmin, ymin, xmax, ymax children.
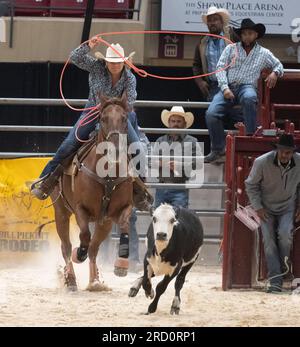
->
<box><xmin>59</xmin><ymin>30</ymin><xmax>238</xmax><ymax>142</ymax></box>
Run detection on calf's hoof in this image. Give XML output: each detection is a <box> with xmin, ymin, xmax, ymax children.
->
<box><xmin>170</xmin><ymin>297</ymin><xmax>181</xmax><ymax>315</ymax></box>
<box><xmin>145</xmin><ymin>288</ymin><xmax>154</xmax><ymax>299</ymax></box>
<box><xmin>147</xmin><ymin>303</ymin><xmax>157</xmax><ymax>314</ymax></box>
<box><xmin>128</xmin><ymin>287</ymin><xmax>139</xmax><ymax>297</ymax></box>
<box><xmin>170</xmin><ymin>306</ymin><xmax>180</xmax><ymax>315</ymax></box>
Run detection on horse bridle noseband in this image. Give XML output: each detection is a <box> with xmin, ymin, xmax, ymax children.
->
<box><xmin>103</xmin><ymin>130</ymin><xmax>123</xmax><ymax>141</ymax></box>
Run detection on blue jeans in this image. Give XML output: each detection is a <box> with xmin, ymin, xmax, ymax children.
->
<box><xmin>260</xmin><ymin>211</ymin><xmax>294</xmax><ymax>286</ymax></box>
<box><xmin>206</xmin><ymin>84</ymin><xmax>257</xmax><ymax>152</ymax></box>
<box><xmin>208</xmin><ymin>82</ymin><xmax>243</xmax><ymax>127</ymax></box>
<box><xmin>207</xmin><ymin>81</ymin><xmax>220</xmax><ymax>102</ymax></box>
<box><xmin>155</xmin><ymin>189</ymin><xmax>189</xmax><ymax>208</ymax></box>
<box><xmin>40</xmin><ymin>111</ymin><xmax>141</xmax><ymax>177</ymax></box>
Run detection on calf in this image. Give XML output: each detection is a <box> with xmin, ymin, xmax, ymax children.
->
<box><xmin>128</xmin><ymin>204</ymin><xmax>203</xmax><ymax>314</ymax></box>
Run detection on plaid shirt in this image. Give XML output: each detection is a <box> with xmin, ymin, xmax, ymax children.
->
<box><xmin>206</xmin><ymin>33</ymin><xmax>226</xmax><ymax>82</ymax></box>
<box><xmin>216</xmin><ymin>42</ymin><xmax>284</xmax><ymax>92</ymax></box>
<box><xmin>70</xmin><ymin>44</ymin><xmax>137</xmax><ymax>109</ymax></box>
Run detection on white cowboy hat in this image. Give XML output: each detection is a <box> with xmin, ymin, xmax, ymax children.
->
<box><xmin>161</xmin><ymin>106</ymin><xmax>194</xmax><ymax>129</ymax></box>
<box><xmin>202</xmin><ymin>6</ymin><xmax>230</xmax><ymax>25</ymax></box>
<box><xmin>94</xmin><ymin>43</ymin><xmax>135</xmax><ymax>63</ymax></box>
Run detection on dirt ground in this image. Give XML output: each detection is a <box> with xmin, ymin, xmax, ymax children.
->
<box><xmin>1</xmin><ymin>254</ymin><xmax>300</xmax><ymax>327</ymax></box>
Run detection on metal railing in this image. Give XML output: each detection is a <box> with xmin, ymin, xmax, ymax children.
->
<box><xmin>0</xmin><ymin>98</ymin><xmax>232</xmax><ymax>136</ymax></box>
<box><xmin>0</xmin><ymin>98</ymin><xmax>210</xmax><ymax>108</ymax></box>
<box><xmin>0</xmin><ymin>96</ymin><xmax>227</xmax><ymax>246</ymax></box>
<box><xmin>0</xmin><ymin>97</ymin><xmax>226</xmax><ymax>222</ymax></box>
<box><xmin>0</xmin><ymin>125</ymin><xmax>216</xmax><ymax>135</ymax></box>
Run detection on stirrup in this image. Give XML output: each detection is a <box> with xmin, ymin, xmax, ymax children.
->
<box><xmin>30</xmin><ymin>174</ymin><xmax>50</xmax><ymax>191</ymax></box>
<box><xmin>31</xmin><ymin>164</ymin><xmax>64</xmax><ymax>200</ymax></box>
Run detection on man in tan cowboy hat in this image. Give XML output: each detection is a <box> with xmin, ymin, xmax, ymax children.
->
<box><xmin>193</xmin><ymin>6</ymin><xmax>239</xmax><ymax>101</ymax></box>
<box><xmin>151</xmin><ymin>106</ymin><xmax>198</xmax><ymax>208</ymax></box>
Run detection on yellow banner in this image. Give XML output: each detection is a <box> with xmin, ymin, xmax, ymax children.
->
<box><xmin>0</xmin><ymin>158</ymin><xmax>58</xmax><ymax>257</ymax></box>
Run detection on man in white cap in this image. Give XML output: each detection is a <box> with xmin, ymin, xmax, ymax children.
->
<box><xmin>193</xmin><ymin>6</ymin><xmax>238</xmax><ymax>101</ymax></box>
<box><xmin>151</xmin><ymin>106</ymin><xmax>198</xmax><ymax>208</ymax></box>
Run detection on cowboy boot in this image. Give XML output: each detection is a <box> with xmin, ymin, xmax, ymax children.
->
<box><xmin>132</xmin><ymin>177</ymin><xmax>154</xmax><ymax>212</ymax></box>
<box><xmin>31</xmin><ymin>164</ymin><xmax>64</xmax><ymax>200</ymax></box>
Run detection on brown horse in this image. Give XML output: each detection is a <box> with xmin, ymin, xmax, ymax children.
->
<box><xmin>51</xmin><ymin>94</ymin><xmax>134</xmax><ymax>291</ymax></box>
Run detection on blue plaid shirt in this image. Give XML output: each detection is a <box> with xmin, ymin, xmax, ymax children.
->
<box><xmin>216</xmin><ymin>42</ymin><xmax>284</xmax><ymax>92</ymax></box>
<box><xmin>206</xmin><ymin>32</ymin><xmax>226</xmax><ymax>82</ymax></box>
<box><xmin>70</xmin><ymin>44</ymin><xmax>137</xmax><ymax>109</ymax></box>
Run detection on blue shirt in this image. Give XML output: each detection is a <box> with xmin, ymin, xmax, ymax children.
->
<box><xmin>206</xmin><ymin>32</ymin><xmax>226</xmax><ymax>82</ymax></box>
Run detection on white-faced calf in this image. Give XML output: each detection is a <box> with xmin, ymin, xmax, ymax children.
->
<box><xmin>129</xmin><ymin>204</ymin><xmax>203</xmax><ymax>314</ymax></box>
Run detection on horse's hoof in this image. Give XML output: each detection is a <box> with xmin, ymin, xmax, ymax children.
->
<box><xmin>87</xmin><ymin>281</ymin><xmax>111</xmax><ymax>292</ymax></box>
<box><xmin>114</xmin><ymin>258</ymin><xmax>129</xmax><ymax>277</ymax></box>
<box><xmin>72</xmin><ymin>247</ymin><xmax>88</xmax><ymax>264</ymax></box>
<box><xmin>66</xmin><ymin>285</ymin><xmax>78</xmax><ymax>292</ymax></box>
<box><xmin>114</xmin><ymin>267</ymin><xmax>128</xmax><ymax>277</ymax></box>
<box><xmin>128</xmin><ymin>287</ymin><xmax>139</xmax><ymax>297</ymax></box>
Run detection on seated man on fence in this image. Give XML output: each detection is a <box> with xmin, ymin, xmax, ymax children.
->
<box><xmin>245</xmin><ymin>134</ymin><xmax>300</xmax><ymax>293</ymax></box>
<box><xmin>205</xmin><ymin>18</ymin><xmax>284</xmax><ymax>164</ymax></box>
<box><xmin>151</xmin><ymin>106</ymin><xmax>199</xmax><ymax>208</ymax></box>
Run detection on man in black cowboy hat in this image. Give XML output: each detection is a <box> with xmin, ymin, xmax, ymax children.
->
<box><xmin>205</xmin><ymin>18</ymin><xmax>284</xmax><ymax>164</ymax></box>
<box><xmin>245</xmin><ymin>134</ymin><xmax>300</xmax><ymax>293</ymax></box>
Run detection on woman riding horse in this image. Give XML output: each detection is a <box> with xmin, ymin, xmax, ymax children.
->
<box><xmin>53</xmin><ymin>95</ymin><xmax>140</xmax><ymax>290</ymax></box>
<box><xmin>31</xmin><ymin>37</ymin><xmax>152</xmax><ymax>211</ymax></box>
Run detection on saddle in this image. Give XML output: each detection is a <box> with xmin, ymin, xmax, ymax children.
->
<box><xmin>63</xmin><ymin>134</ymin><xmax>96</xmax><ymax>192</ymax></box>
<box><xmin>60</xmin><ymin>132</ymin><xmax>153</xmax><ymax>220</ymax></box>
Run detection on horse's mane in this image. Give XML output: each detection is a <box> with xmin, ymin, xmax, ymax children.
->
<box><xmin>100</xmin><ymin>96</ymin><xmax>128</xmax><ymax>113</ymax></box>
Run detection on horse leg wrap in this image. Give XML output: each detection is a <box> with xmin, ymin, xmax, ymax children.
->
<box><xmin>115</xmin><ymin>235</ymin><xmax>129</xmax><ymax>276</ymax></box>
<box><xmin>119</xmin><ymin>233</ymin><xmax>129</xmax><ymax>258</ymax></box>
